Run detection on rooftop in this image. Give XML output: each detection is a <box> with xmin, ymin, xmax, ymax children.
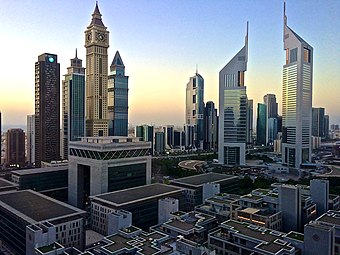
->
<box><xmin>0</xmin><ymin>190</ymin><xmax>85</xmax><ymax>224</ymax></box>
<box><xmin>317</xmin><ymin>210</ymin><xmax>340</xmax><ymax>226</ymax></box>
<box><xmin>11</xmin><ymin>166</ymin><xmax>67</xmax><ymax>176</ymax></box>
<box><xmin>92</xmin><ymin>183</ymin><xmax>183</xmax><ymax>206</ymax></box>
<box><xmin>0</xmin><ymin>178</ymin><xmax>18</xmax><ymax>189</ymax></box>
<box><xmin>171</xmin><ymin>173</ymin><xmax>237</xmax><ymax>187</ymax></box>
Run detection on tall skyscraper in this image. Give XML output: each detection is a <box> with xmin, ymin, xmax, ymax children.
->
<box><xmin>186</xmin><ymin>71</ymin><xmax>204</xmax><ymax>149</ymax></box>
<box><xmin>6</xmin><ymin>128</ymin><xmax>25</xmax><ymax>167</ymax></box>
<box><xmin>282</xmin><ymin>4</ymin><xmax>313</xmax><ymax>168</ymax></box>
<box><xmin>312</xmin><ymin>107</ymin><xmax>325</xmax><ymax>138</ymax></box>
<box><xmin>35</xmin><ymin>53</ymin><xmax>60</xmax><ymax>167</ymax></box>
<box><xmin>263</xmin><ymin>94</ymin><xmax>278</xmax><ymax>145</ymax></box>
<box><xmin>108</xmin><ymin>51</ymin><xmax>129</xmax><ymax>136</ymax></box>
<box><xmin>85</xmin><ymin>2</ymin><xmax>109</xmax><ymax>137</ymax></box>
<box><xmin>324</xmin><ymin>115</ymin><xmax>329</xmax><ymax>139</ymax></box>
<box><xmin>205</xmin><ymin>101</ymin><xmax>218</xmax><ymax>151</ymax></box>
<box><xmin>62</xmin><ymin>50</ymin><xmax>86</xmax><ymax>159</ymax></box>
<box><xmin>26</xmin><ymin>114</ymin><xmax>35</xmax><ymax>165</ymax></box>
<box><xmin>246</xmin><ymin>99</ymin><xmax>253</xmax><ymax>144</ymax></box>
<box><xmin>164</xmin><ymin>125</ymin><xmax>174</xmax><ymax>149</ymax></box>
<box><xmin>218</xmin><ymin>23</ymin><xmax>248</xmax><ymax>166</ymax></box>
<box><xmin>256</xmin><ymin>103</ymin><xmax>267</xmax><ymax>146</ymax></box>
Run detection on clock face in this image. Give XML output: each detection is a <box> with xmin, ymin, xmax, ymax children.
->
<box><xmin>48</xmin><ymin>57</ymin><xmax>55</xmax><ymax>63</ymax></box>
<box><xmin>96</xmin><ymin>32</ymin><xmax>106</xmax><ymax>42</ymax></box>
<box><xmin>86</xmin><ymin>33</ymin><xmax>92</xmax><ymax>42</ymax></box>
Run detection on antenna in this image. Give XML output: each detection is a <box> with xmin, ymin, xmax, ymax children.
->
<box><xmin>284</xmin><ymin>0</ymin><xmax>287</xmax><ymax>26</ymax></box>
<box><xmin>75</xmin><ymin>48</ymin><xmax>78</xmax><ymax>58</ymax></box>
<box><xmin>196</xmin><ymin>64</ymin><xmax>198</xmax><ymax>74</ymax></box>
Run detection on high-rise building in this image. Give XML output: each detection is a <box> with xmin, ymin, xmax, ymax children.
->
<box><xmin>184</xmin><ymin>124</ymin><xmax>195</xmax><ymax>149</ymax></box>
<box><xmin>312</xmin><ymin>107</ymin><xmax>325</xmax><ymax>138</ymax></box>
<box><xmin>218</xmin><ymin>23</ymin><xmax>248</xmax><ymax>166</ymax></box>
<box><xmin>108</xmin><ymin>51</ymin><xmax>129</xmax><ymax>136</ymax></box>
<box><xmin>267</xmin><ymin>117</ymin><xmax>278</xmax><ymax>145</ymax></box>
<box><xmin>35</xmin><ymin>53</ymin><xmax>60</xmax><ymax>167</ymax></box>
<box><xmin>165</xmin><ymin>125</ymin><xmax>175</xmax><ymax>150</ymax></box>
<box><xmin>85</xmin><ymin>2</ymin><xmax>109</xmax><ymax>137</ymax></box>
<box><xmin>264</xmin><ymin>94</ymin><xmax>278</xmax><ymax>145</ymax></box>
<box><xmin>62</xmin><ymin>50</ymin><xmax>85</xmax><ymax>159</ymax></box>
<box><xmin>256</xmin><ymin>103</ymin><xmax>266</xmax><ymax>146</ymax></box>
<box><xmin>0</xmin><ymin>111</ymin><xmax>2</xmax><ymax>164</ymax></box>
<box><xmin>246</xmin><ymin>99</ymin><xmax>253</xmax><ymax>144</ymax></box>
<box><xmin>186</xmin><ymin>71</ymin><xmax>205</xmax><ymax>149</ymax></box>
<box><xmin>26</xmin><ymin>115</ymin><xmax>35</xmax><ymax>165</ymax></box>
<box><xmin>135</xmin><ymin>125</ymin><xmax>154</xmax><ymax>154</ymax></box>
<box><xmin>205</xmin><ymin>101</ymin><xmax>218</xmax><ymax>151</ymax></box>
<box><xmin>282</xmin><ymin>4</ymin><xmax>313</xmax><ymax>168</ymax></box>
<box><xmin>6</xmin><ymin>128</ymin><xmax>25</xmax><ymax>167</ymax></box>
<box><xmin>324</xmin><ymin>115</ymin><xmax>329</xmax><ymax>139</ymax></box>
<box><xmin>155</xmin><ymin>131</ymin><xmax>165</xmax><ymax>154</ymax></box>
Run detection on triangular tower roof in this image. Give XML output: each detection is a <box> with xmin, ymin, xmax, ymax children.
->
<box><xmin>88</xmin><ymin>2</ymin><xmax>105</xmax><ymax>27</ymax></box>
<box><xmin>111</xmin><ymin>51</ymin><xmax>125</xmax><ymax>67</ymax></box>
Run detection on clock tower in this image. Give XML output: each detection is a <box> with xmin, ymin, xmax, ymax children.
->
<box><xmin>84</xmin><ymin>2</ymin><xmax>109</xmax><ymax>137</ymax></box>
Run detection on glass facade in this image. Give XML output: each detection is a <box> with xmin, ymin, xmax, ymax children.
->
<box><xmin>186</xmin><ymin>73</ymin><xmax>205</xmax><ymax>149</ymax></box>
<box><xmin>108</xmin><ymin>163</ymin><xmax>146</xmax><ymax>192</ymax></box>
<box><xmin>62</xmin><ymin>53</ymin><xmax>85</xmax><ymax>159</ymax></box>
<box><xmin>256</xmin><ymin>103</ymin><xmax>267</xmax><ymax>146</ymax></box>
<box><xmin>108</xmin><ymin>51</ymin><xmax>129</xmax><ymax>136</ymax></box>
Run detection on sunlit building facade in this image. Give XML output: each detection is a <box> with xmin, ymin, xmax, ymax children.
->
<box><xmin>282</xmin><ymin>5</ymin><xmax>313</xmax><ymax>168</ymax></box>
<box><xmin>218</xmin><ymin>23</ymin><xmax>248</xmax><ymax>166</ymax></box>
<box><xmin>85</xmin><ymin>3</ymin><xmax>109</xmax><ymax>137</ymax></box>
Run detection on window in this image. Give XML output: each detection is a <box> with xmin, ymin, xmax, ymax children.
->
<box><xmin>290</xmin><ymin>48</ymin><xmax>298</xmax><ymax>63</ymax></box>
<box><xmin>193</xmin><ymin>110</ymin><xmax>196</xmax><ymax>116</ymax></box>
<box><xmin>303</xmin><ymin>48</ymin><xmax>311</xmax><ymax>63</ymax></box>
<box><xmin>193</xmin><ymin>95</ymin><xmax>196</xmax><ymax>103</ymax></box>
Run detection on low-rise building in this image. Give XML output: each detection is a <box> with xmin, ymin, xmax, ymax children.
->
<box><xmin>90</xmin><ymin>183</ymin><xmax>185</xmax><ymax>232</ymax></box>
<box><xmin>0</xmin><ymin>177</ymin><xmax>18</xmax><ymax>192</ymax></box>
<box><xmin>170</xmin><ymin>173</ymin><xmax>239</xmax><ymax>211</ymax></box>
<box><xmin>0</xmin><ymin>190</ymin><xmax>85</xmax><ymax>255</ymax></box>
<box><xmin>11</xmin><ymin>166</ymin><xmax>68</xmax><ymax>201</ymax></box>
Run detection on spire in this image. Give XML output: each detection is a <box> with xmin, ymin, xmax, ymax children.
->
<box><xmin>245</xmin><ymin>21</ymin><xmax>249</xmax><ymax>62</ymax></box>
<box><xmin>111</xmin><ymin>51</ymin><xmax>125</xmax><ymax>67</ymax></box>
<box><xmin>75</xmin><ymin>48</ymin><xmax>78</xmax><ymax>59</ymax></box>
<box><xmin>284</xmin><ymin>0</ymin><xmax>287</xmax><ymax>26</ymax></box>
<box><xmin>196</xmin><ymin>64</ymin><xmax>198</xmax><ymax>74</ymax></box>
<box><xmin>89</xmin><ymin>2</ymin><xmax>105</xmax><ymax>27</ymax></box>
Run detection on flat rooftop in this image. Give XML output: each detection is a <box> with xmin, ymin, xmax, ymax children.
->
<box><xmin>0</xmin><ymin>178</ymin><xmax>18</xmax><ymax>189</ymax></box>
<box><xmin>11</xmin><ymin>166</ymin><xmax>67</xmax><ymax>176</ymax></box>
<box><xmin>171</xmin><ymin>173</ymin><xmax>237</xmax><ymax>187</ymax></box>
<box><xmin>317</xmin><ymin>211</ymin><xmax>340</xmax><ymax>226</ymax></box>
<box><xmin>0</xmin><ymin>190</ymin><xmax>85</xmax><ymax>224</ymax></box>
<box><xmin>92</xmin><ymin>183</ymin><xmax>183</xmax><ymax>206</ymax></box>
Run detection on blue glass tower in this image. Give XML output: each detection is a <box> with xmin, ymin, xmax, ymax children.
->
<box><xmin>62</xmin><ymin>49</ymin><xmax>85</xmax><ymax>159</ymax></box>
<box><xmin>108</xmin><ymin>51</ymin><xmax>129</xmax><ymax>136</ymax></box>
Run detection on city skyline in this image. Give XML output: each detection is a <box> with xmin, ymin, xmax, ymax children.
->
<box><xmin>0</xmin><ymin>0</ymin><xmax>339</xmax><ymax>128</ymax></box>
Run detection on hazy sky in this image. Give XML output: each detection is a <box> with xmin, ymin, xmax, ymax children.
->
<box><xmin>0</xmin><ymin>0</ymin><xmax>339</xmax><ymax>129</ymax></box>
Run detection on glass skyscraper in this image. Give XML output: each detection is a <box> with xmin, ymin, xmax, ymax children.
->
<box><xmin>218</xmin><ymin>23</ymin><xmax>248</xmax><ymax>166</ymax></box>
<box><xmin>62</xmin><ymin>50</ymin><xmax>85</xmax><ymax>159</ymax></box>
<box><xmin>282</xmin><ymin>3</ymin><xmax>313</xmax><ymax>168</ymax></box>
<box><xmin>108</xmin><ymin>51</ymin><xmax>129</xmax><ymax>136</ymax></box>
<box><xmin>186</xmin><ymin>72</ymin><xmax>204</xmax><ymax>149</ymax></box>
<box><xmin>256</xmin><ymin>103</ymin><xmax>267</xmax><ymax>146</ymax></box>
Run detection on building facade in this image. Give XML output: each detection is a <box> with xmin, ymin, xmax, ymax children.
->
<box><xmin>186</xmin><ymin>72</ymin><xmax>205</xmax><ymax>149</ymax></box>
<box><xmin>246</xmin><ymin>99</ymin><xmax>253</xmax><ymax>144</ymax></box>
<box><xmin>62</xmin><ymin>50</ymin><xmax>85</xmax><ymax>159</ymax></box>
<box><xmin>218</xmin><ymin>23</ymin><xmax>248</xmax><ymax>166</ymax></box>
<box><xmin>264</xmin><ymin>94</ymin><xmax>278</xmax><ymax>145</ymax></box>
<box><xmin>256</xmin><ymin>103</ymin><xmax>267</xmax><ymax>146</ymax></box>
<box><xmin>312</xmin><ymin>107</ymin><xmax>325</xmax><ymax>138</ymax></box>
<box><xmin>282</xmin><ymin>6</ymin><xmax>313</xmax><ymax>168</ymax></box>
<box><xmin>108</xmin><ymin>51</ymin><xmax>129</xmax><ymax>136</ymax></box>
<box><xmin>35</xmin><ymin>53</ymin><xmax>60</xmax><ymax>167</ymax></box>
<box><xmin>85</xmin><ymin>3</ymin><xmax>109</xmax><ymax>137</ymax></box>
<box><xmin>205</xmin><ymin>101</ymin><xmax>218</xmax><ymax>151</ymax></box>
<box><xmin>5</xmin><ymin>128</ymin><xmax>25</xmax><ymax>167</ymax></box>
<box><xmin>68</xmin><ymin>136</ymin><xmax>152</xmax><ymax>208</ymax></box>
<box><xmin>26</xmin><ymin>115</ymin><xmax>35</xmax><ymax>165</ymax></box>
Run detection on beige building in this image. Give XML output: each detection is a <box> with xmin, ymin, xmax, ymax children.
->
<box><xmin>84</xmin><ymin>3</ymin><xmax>109</xmax><ymax>137</ymax></box>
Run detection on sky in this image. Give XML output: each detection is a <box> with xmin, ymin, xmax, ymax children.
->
<box><xmin>0</xmin><ymin>0</ymin><xmax>339</xmax><ymax>129</ymax></box>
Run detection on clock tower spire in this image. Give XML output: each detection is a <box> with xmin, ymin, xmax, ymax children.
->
<box><xmin>85</xmin><ymin>2</ymin><xmax>110</xmax><ymax>137</ymax></box>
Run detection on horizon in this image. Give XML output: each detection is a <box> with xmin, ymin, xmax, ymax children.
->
<box><xmin>0</xmin><ymin>0</ymin><xmax>339</xmax><ymax>128</ymax></box>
